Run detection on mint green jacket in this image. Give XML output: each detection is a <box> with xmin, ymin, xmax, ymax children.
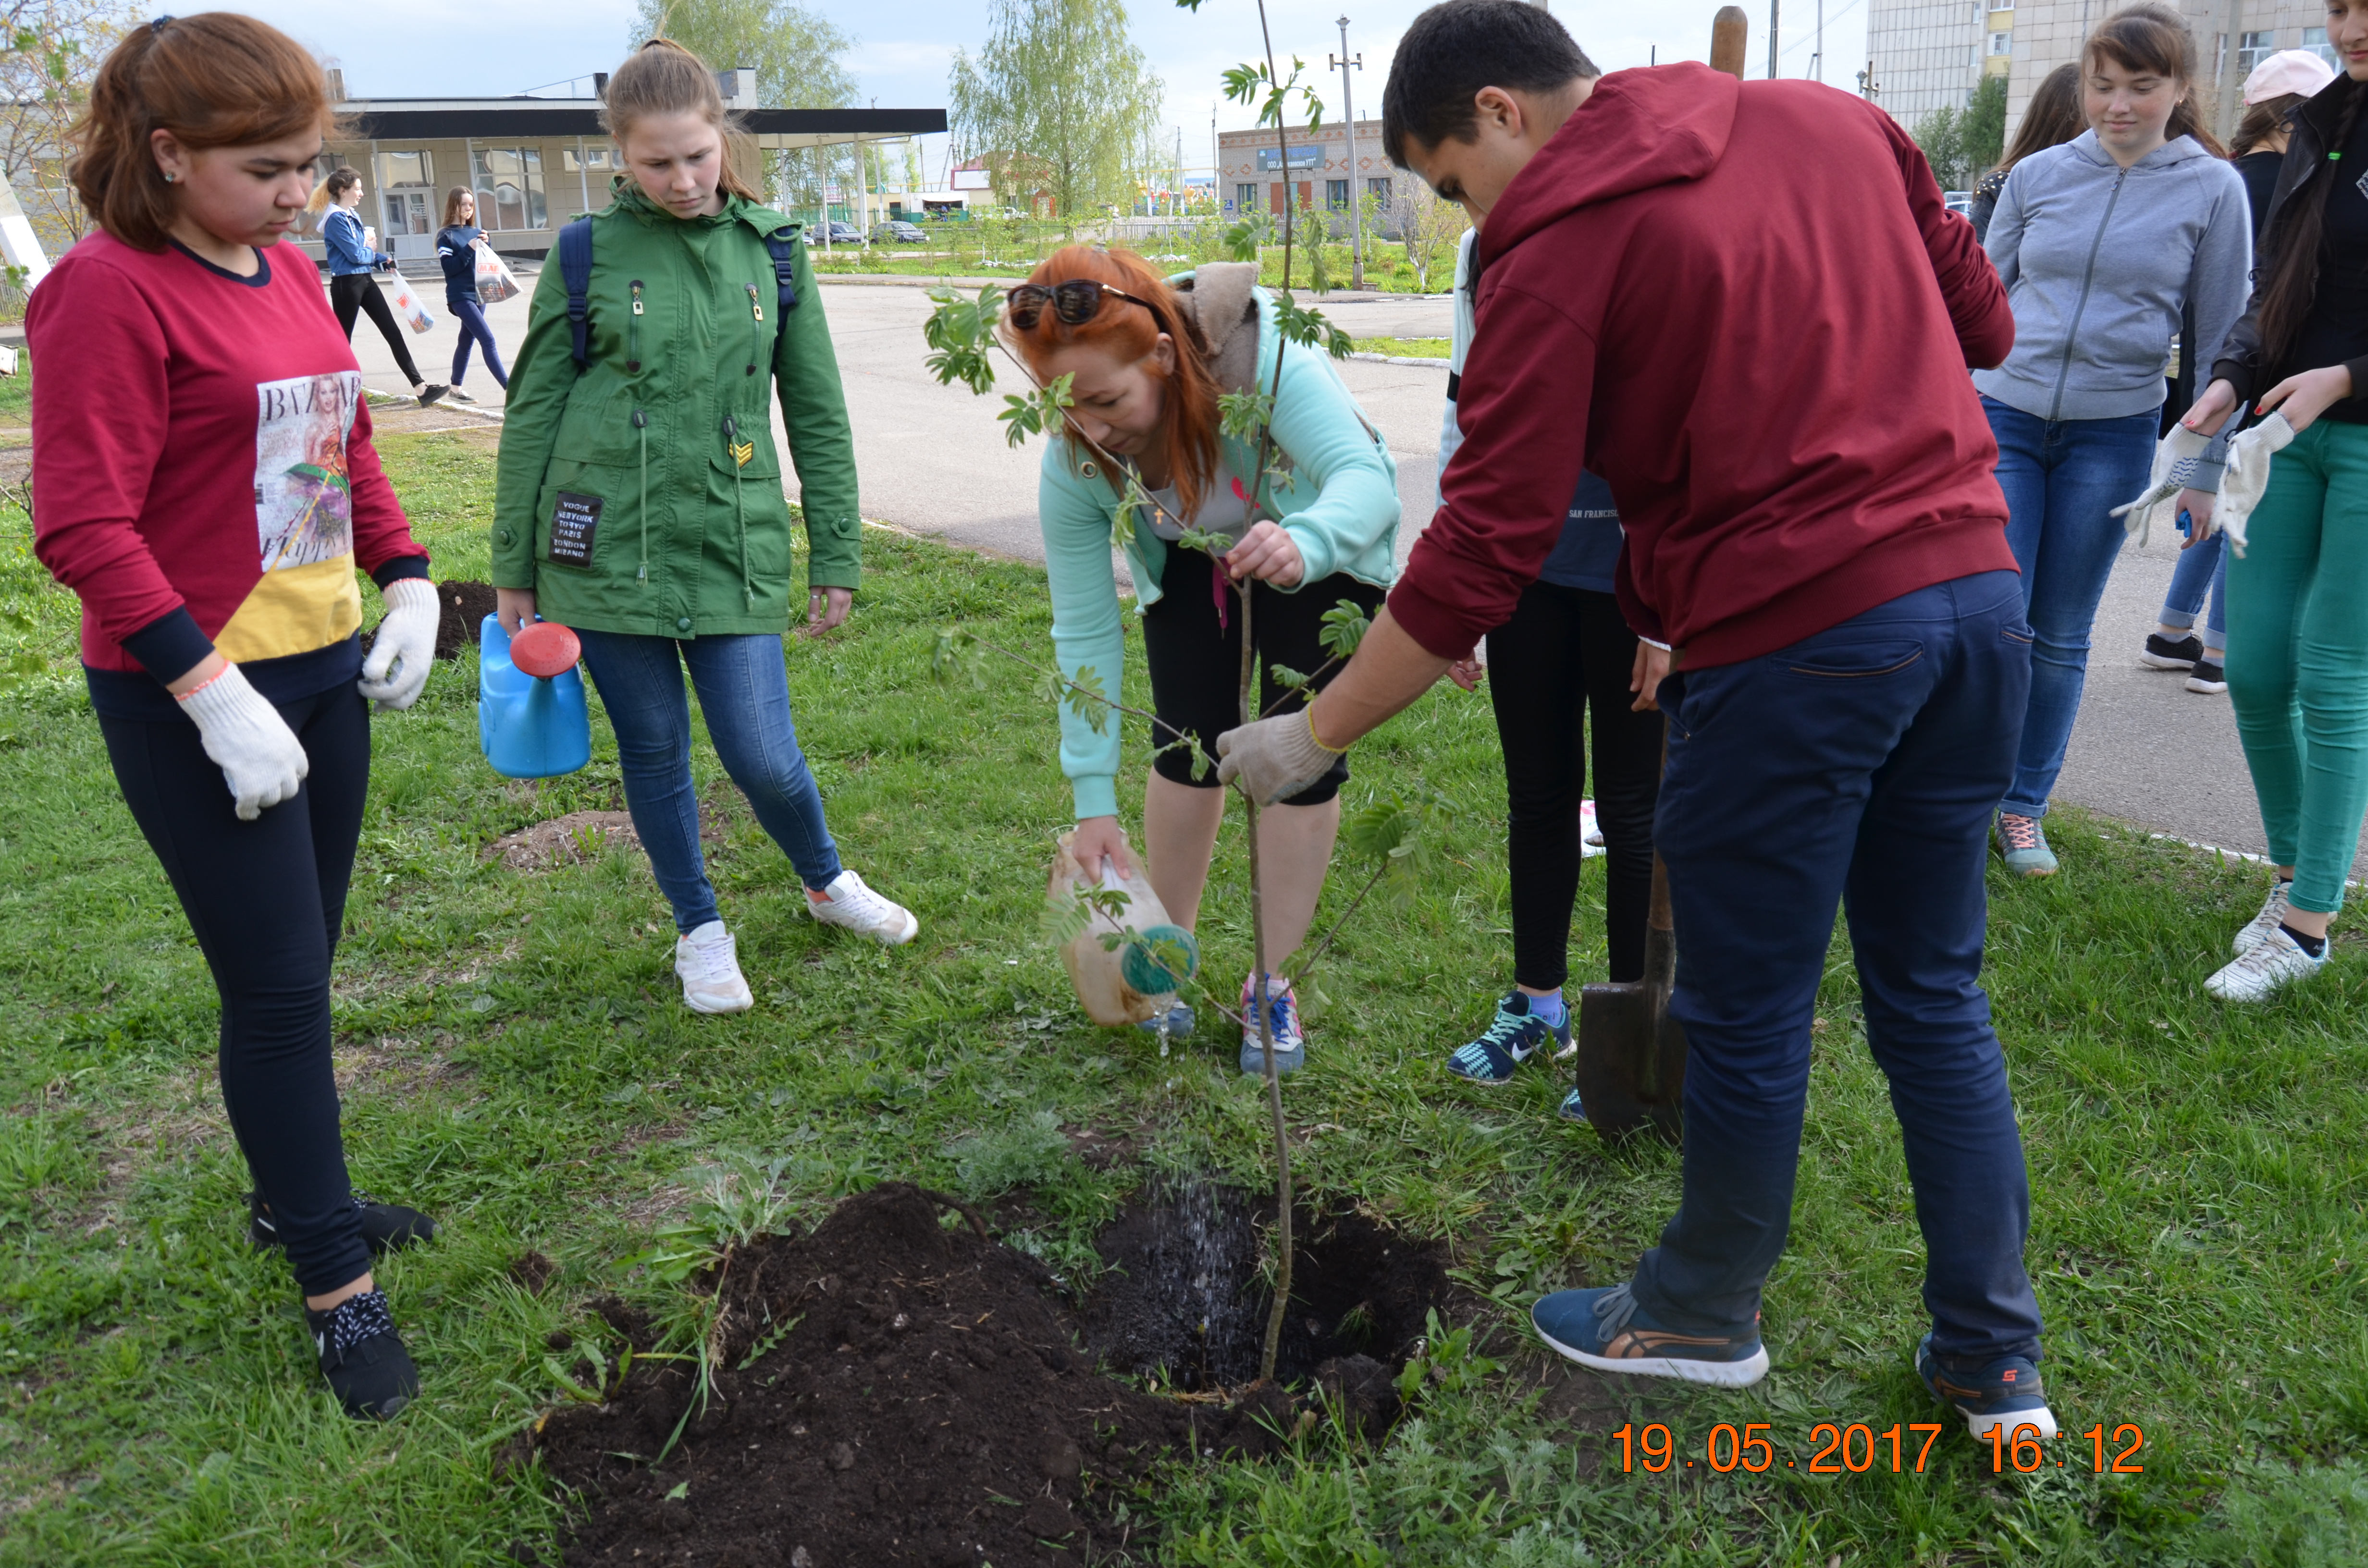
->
<box><xmin>1040</xmin><ymin>281</ymin><xmax>1399</xmax><ymax>820</ymax></box>
<box><xmin>492</xmin><ymin>185</ymin><xmax>861</xmax><ymax>637</ymax></box>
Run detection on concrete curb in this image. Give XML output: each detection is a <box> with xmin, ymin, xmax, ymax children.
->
<box><xmin>1346</xmin><ymin>351</ymin><xmax>1450</xmax><ymax>368</ymax></box>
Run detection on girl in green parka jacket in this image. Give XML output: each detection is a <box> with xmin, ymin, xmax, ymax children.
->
<box><xmin>493</xmin><ymin>39</ymin><xmax>916</xmax><ymax>1015</ymax></box>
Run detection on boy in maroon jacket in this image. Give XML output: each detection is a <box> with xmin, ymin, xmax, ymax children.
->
<box><xmin>1217</xmin><ymin>0</ymin><xmax>2053</xmax><ymax>1441</ymax></box>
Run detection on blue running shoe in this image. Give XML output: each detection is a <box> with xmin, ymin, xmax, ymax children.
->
<box><xmin>1238</xmin><ymin>973</ymin><xmax>1306</xmax><ymax>1077</ymax></box>
<box><xmin>1446</xmin><ymin>992</ymin><xmax>1572</xmax><ymax>1085</ymax></box>
<box><xmin>1531</xmin><ymin>1283</ymin><xmax>1769</xmax><ymax>1386</ymax></box>
<box><xmin>1135</xmin><ymin>997</ymin><xmax>1194</xmax><ymax>1041</ymax></box>
<box><xmin>1556</xmin><ymin>1085</ymin><xmax>1588</xmax><ymax>1123</ymax></box>
<box><xmin>1916</xmin><ymin>1334</ymin><xmax>2058</xmax><ymax>1440</ymax></box>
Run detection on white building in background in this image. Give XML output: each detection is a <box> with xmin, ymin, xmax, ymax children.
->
<box><xmin>1869</xmin><ymin>0</ymin><xmax>2341</xmax><ymax>141</ymax></box>
<box><xmin>1866</xmin><ymin>0</ymin><xmax>2005</xmax><ymax>126</ymax></box>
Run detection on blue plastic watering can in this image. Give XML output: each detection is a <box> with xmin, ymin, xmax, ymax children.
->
<box><xmin>478</xmin><ymin>614</ymin><xmax>591</xmax><ymax>779</ymax></box>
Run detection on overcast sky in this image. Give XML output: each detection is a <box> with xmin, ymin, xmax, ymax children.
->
<box><xmin>234</xmin><ymin>0</ymin><xmax>1871</xmax><ymax>184</ymax></box>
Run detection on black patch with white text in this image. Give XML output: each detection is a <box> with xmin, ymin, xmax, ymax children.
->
<box><xmin>547</xmin><ymin>492</ymin><xmax>602</xmax><ymax>566</ymax></box>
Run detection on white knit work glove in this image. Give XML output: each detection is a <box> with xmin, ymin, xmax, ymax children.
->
<box><xmin>177</xmin><ymin>663</ymin><xmax>309</xmax><ymax>821</ymax></box>
<box><xmin>358</xmin><ymin>577</ymin><xmax>440</xmax><ymax>710</ymax></box>
<box><xmin>2109</xmin><ymin>423</ymin><xmax>2211</xmax><ymax>549</ymax></box>
<box><xmin>1215</xmin><ymin>710</ymin><xmax>1339</xmax><ymax>806</ymax></box>
<box><xmin>2214</xmin><ymin>414</ymin><xmax>2296</xmax><ymax>559</ymax></box>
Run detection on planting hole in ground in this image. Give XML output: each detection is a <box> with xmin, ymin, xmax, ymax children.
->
<box><xmin>1075</xmin><ymin>1176</ymin><xmax>1452</xmax><ymax>1394</ymax></box>
<box><xmin>528</xmin><ymin>1180</ymin><xmax>1454</xmax><ymax>1567</ymax></box>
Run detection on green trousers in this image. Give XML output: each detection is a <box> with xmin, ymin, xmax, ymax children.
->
<box><xmin>2225</xmin><ymin>418</ymin><xmax>2368</xmax><ymax>914</ymax></box>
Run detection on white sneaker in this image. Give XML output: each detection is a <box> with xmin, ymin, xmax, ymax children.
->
<box><xmin>2205</xmin><ymin>926</ymin><xmax>2325</xmax><ymax>1003</ymax></box>
<box><xmin>805</xmin><ymin>870</ymin><xmax>918</xmax><ymax>945</ymax></box>
<box><xmin>674</xmin><ymin>920</ymin><xmax>754</xmax><ymax>1014</ymax></box>
<box><xmin>2232</xmin><ymin>879</ymin><xmax>2294</xmax><ymax>955</ymax></box>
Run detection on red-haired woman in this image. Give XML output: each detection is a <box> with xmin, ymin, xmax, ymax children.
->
<box><xmin>29</xmin><ymin>13</ymin><xmax>440</xmax><ymax>1419</ymax></box>
<box><xmin>1004</xmin><ymin>249</ymin><xmax>1400</xmax><ymax>1075</ymax></box>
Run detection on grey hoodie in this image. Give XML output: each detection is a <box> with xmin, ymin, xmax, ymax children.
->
<box><xmin>1975</xmin><ymin>131</ymin><xmax>2251</xmax><ymax>481</ymax></box>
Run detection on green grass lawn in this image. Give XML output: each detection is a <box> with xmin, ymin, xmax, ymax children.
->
<box><xmin>1353</xmin><ymin>337</ymin><xmax>1452</xmax><ymax>359</ymax></box>
<box><xmin>3</xmin><ymin>431</ymin><xmax>2367</xmax><ymax>1564</ymax></box>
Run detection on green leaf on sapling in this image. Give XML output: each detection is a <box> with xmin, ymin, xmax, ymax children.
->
<box><xmin>1063</xmin><ymin>665</ymin><xmax>1111</xmax><ymax>735</ymax></box>
<box><xmin>1318</xmin><ymin>600</ymin><xmax>1369</xmax><ymax>659</ymax></box>
<box><xmin>1218</xmin><ymin>388</ymin><xmax>1273</xmax><ymax>443</ymax></box>
<box><xmin>1268</xmin><ymin>664</ymin><xmax>1309</xmax><ymax>691</ymax></box>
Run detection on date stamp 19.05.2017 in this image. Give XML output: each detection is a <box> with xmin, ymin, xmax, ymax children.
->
<box><xmin>1608</xmin><ymin>1421</ymin><xmax>2146</xmax><ymax>1476</ymax></box>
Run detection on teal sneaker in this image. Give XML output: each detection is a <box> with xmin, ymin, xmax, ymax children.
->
<box><xmin>1530</xmin><ymin>1283</ymin><xmax>1769</xmax><ymax>1386</ymax></box>
<box><xmin>1556</xmin><ymin>1085</ymin><xmax>1588</xmax><ymax>1123</ymax></box>
<box><xmin>1916</xmin><ymin>1334</ymin><xmax>2057</xmax><ymax>1439</ymax></box>
<box><xmin>1446</xmin><ymin>992</ymin><xmax>1572</xmax><ymax>1085</ymax></box>
<box><xmin>1994</xmin><ymin>812</ymin><xmax>2058</xmax><ymax>877</ymax></box>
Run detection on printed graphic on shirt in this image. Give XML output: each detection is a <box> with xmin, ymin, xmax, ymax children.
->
<box><xmin>255</xmin><ymin>371</ymin><xmax>360</xmax><ymax>571</ymax></box>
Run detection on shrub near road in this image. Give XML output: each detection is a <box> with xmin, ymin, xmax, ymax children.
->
<box><xmin>1</xmin><ymin>426</ymin><xmax>2366</xmax><ymax>1561</ymax></box>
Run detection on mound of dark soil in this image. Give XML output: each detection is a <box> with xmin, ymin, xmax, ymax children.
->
<box><xmin>539</xmin><ymin>1185</ymin><xmax>1219</xmax><ymax>1567</ymax></box>
<box><xmin>432</xmin><ymin>579</ymin><xmax>499</xmax><ymax>660</ymax></box>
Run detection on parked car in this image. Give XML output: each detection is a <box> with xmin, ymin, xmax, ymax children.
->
<box><xmin>813</xmin><ymin>221</ymin><xmax>864</xmax><ymax>245</ymax></box>
<box><xmin>871</xmin><ymin>220</ymin><xmax>927</xmax><ymax>245</ymax></box>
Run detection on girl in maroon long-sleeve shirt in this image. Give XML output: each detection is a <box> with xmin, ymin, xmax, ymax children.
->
<box><xmin>31</xmin><ymin>13</ymin><xmax>443</xmax><ymax>1420</ymax></box>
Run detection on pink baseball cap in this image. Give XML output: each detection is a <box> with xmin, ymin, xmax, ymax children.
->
<box><xmin>2244</xmin><ymin>49</ymin><xmax>2336</xmax><ymax>106</ymax></box>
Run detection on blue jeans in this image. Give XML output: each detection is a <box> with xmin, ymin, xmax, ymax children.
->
<box><xmin>1984</xmin><ymin>397</ymin><xmax>2159</xmax><ymax>819</ymax></box>
<box><xmin>449</xmin><ymin>296</ymin><xmax>508</xmax><ymax>389</ymax></box>
<box><xmin>2159</xmin><ymin>526</ymin><xmax>2227</xmax><ymax>654</ymax></box>
<box><xmin>576</xmin><ymin>631</ymin><xmax>841</xmax><ymax>933</ymax></box>
<box><xmin>1631</xmin><ymin>572</ymin><xmax>2043</xmax><ymax>1366</ymax></box>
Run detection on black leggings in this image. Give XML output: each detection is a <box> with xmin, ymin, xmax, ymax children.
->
<box><xmin>1486</xmin><ymin>583</ymin><xmax>1663</xmax><ymax>988</ymax></box>
<box><xmin>330</xmin><ymin>272</ymin><xmax>426</xmax><ymax>387</ymax></box>
<box><xmin>98</xmin><ymin>685</ymin><xmax>372</xmax><ymax>1296</ymax></box>
<box><xmin>1140</xmin><ymin>543</ymin><xmax>1388</xmax><ymax>805</ymax></box>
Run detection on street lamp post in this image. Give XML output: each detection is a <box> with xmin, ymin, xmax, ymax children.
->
<box><xmin>1330</xmin><ymin>15</ymin><xmax>1364</xmax><ymax>290</ymax></box>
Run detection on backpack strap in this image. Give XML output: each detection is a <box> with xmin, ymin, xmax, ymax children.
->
<box><xmin>761</xmin><ymin>224</ymin><xmax>800</xmax><ymax>316</ymax></box>
<box><xmin>558</xmin><ymin>217</ymin><xmax>594</xmax><ymax>370</ymax></box>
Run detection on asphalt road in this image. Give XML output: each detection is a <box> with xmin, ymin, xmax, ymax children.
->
<box><xmin>339</xmin><ymin>270</ymin><xmax>2353</xmax><ymax>877</ymax></box>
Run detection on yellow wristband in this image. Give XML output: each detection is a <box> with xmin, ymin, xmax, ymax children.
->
<box><xmin>1305</xmin><ymin>706</ymin><xmax>1349</xmax><ymax>755</ymax></box>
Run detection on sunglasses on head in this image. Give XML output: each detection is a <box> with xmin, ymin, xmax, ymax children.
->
<box><xmin>1007</xmin><ymin>278</ymin><xmax>1163</xmax><ymax>331</ymax></box>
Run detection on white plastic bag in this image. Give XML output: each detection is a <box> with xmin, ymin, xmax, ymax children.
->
<box><xmin>1048</xmin><ymin>830</ymin><xmax>1199</xmax><ymax>1027</ymax></box>
<box><xmin>386</xmin><ymin>269</ymin><xmax>435</xmax><ymax>333</ymax></box>
<box><xmin>472</xmin><ymin>238</ymin><xmax>519</xmax><ymax>305</ymax></box>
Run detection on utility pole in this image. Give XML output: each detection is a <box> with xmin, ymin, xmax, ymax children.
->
<box><xmin>1331</xmin><ymin>15</ymin><xmax>1365</xmax><ymax>290</ymax></box>
<box><xmin>1768</xmin><ymin>0</ymin><xmax>1780</xmax><ymax>78</ymax></box>
<box><xmin>1856</xmin><ymin>59</ymin><xmax>1879</xmax><ymax>100</ymax></box>
<box><xmin>1210</xmin><ymin>105</ymin><xmax>1220</xmax><ymax>215</ymax></box>
<box><xmin>1814</xmin><ymin>0</ymin><xmax>1823</xmax><ymax>81</ymax></box>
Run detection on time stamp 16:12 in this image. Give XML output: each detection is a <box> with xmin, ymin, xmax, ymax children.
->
<box><xmin>1610</xmin><ymin>1421</ymin><xmax>2147</xmax><ymax>1476</ymax></box>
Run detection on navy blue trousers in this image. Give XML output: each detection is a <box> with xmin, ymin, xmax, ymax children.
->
<box><xmin>1630</xmin><ymin>570</ymin><xmax>2045</xmax><ymax>1366</ymax></box>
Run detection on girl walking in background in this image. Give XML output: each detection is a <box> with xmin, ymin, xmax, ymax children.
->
<box><xmin>314</xmin><ymin>166</ymin><xmax>445</xmax><ymax>406</ymax></box>
<box><xmin>495</xmin><ymin>39</ymin><xmax>916</xmax><ymax>1017</ymax></box>
<box><xmin>1005</xmin><ymin>247</ymin><xmax>1399</xmax><ymax>1077</ymax></box>
<box><xmin>30</xmin><ymin>12</ymin><xmax>444</xmax><ymax>1420</ymax></box>
<box><xmin>2138</xmin><ymin>47</ymin><xmax>2337</xmax><ymax>698</ymax></box>
<box><xmin>1968</xmin><ymin>64</ymin><xmax>2086</xmax><ymax>244</ymax></box>
<box><xmin>435</xmin><ymin>187</ymin><xmax>506</xmax><ymax>402</ymax></box>
<box><xmin>1978</xmin><ymin>3</ymin><xmax>2251</xmax><ymax>876</ymax></box>
<box><xmin>2183</xmin><ymin>0</ymin><xmax>2368</xmax><ymax>1001</ymax></box>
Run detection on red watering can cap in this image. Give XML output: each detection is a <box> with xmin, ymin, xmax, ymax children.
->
<box><xmin>510</xmin><ymin>620</ymin><xmax>581</xmax><ymax>679</ymax></box>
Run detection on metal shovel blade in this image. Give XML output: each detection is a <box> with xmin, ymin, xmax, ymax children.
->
<box><xmin>1574</xmin><ymin>853</ymin><xmax>1687</xmax><ymax>1144</ymax></box>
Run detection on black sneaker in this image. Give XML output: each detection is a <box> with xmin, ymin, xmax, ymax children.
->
<box><xmin>307</xmin><ymin>1289</ymin><xmax>418</xmax><ymax>1420</ymax></box>
<box><xmin>249</xmin><ymin>1191</ymin><xmax>436</xmax><ymax>1256</ymax></box>
<box><xmin>2141</xmin><ymin>633</ymin><xmax>2201</xmax><ymax>670</ymax></box>
<box><xmin>2185</xmin><ymin>657</ymin><xmax>2227</xmax><ymax>694</ymax></box>
<box><xmin>417</xmin><ymin>383</ymin><xmax>448</xmax><ymax>408</ymax></box>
